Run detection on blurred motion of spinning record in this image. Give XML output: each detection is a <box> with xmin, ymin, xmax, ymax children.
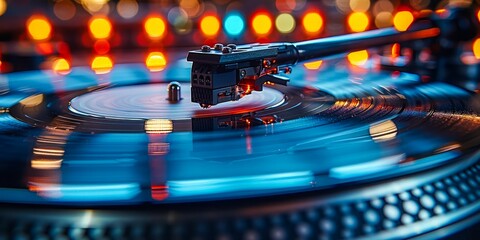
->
<box><xmin>0</xmin><ymin>54</ymin><xmax>479</xmax><ymax>239</ymax></box>
<box><xmin>0</xmin><ymin>1</ymin><xmax>480</xmax><ymax>239</ymax></box>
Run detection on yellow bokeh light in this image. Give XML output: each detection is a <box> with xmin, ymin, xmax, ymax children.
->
<box><xmin>200</xmin><ymin>15</ymin><xmax>220</xmax><ymax>37</ymax></box>
<box><xmin>252</xmin><ymin>14</ymin><xmax>272</xmax><ymax>35</ymax></box>
<box><xmin>144</xmin><ymin>17</ymin><xmax>166</xmax><ymax>39</ymax></box>
<box><xmin>0</xmin><ymin>0</ymin><xmax>7</xmax><ymax>16</ymax></box>
<box><xmin>89</xmin><ymin>17</ymin><xmax>112</xmax><ymax>39</ymax></box>
<box><xmin>275</xmin><ymin>13</ymin><xmax>296</xmax><ymax>34</ymax></box>
<box><xmin>91</xmin><ymin>56</ymin><xmax>113</xmax><ymax>74</ymax></box>
<box><xmin>303</xmin><ymin>60</ymin><xmax>323</xmax><ymax>70</ymax></box>
<box><xmin>302</xmin><ymin>12</ymin><xmax>323</xmax><ymax>34</ymax></box>
<box><xmin>349</xmin><ymin>0</ymin><xmax>370</xmax><ymax>12</ymax></box>
<box><xmin>52</xmin><ymin>58</ymin><xmax>71</xmax><ymax>74</ymax></box>
<box><xmin>145</xmin><ymin>52</ymin><xmax>167</xmax><ymax>72</ymax></box>
<box><xmin>474</xmin><ymin>38</ymin><xmax>480</xmax><ymax>59</ymax></box>
<box><xmin>348</xmin><ymin>12</ymin><xmax>369</xmax><ymax>32</ymax></box>
<box><xmin>347</xmin><ymin>50</ymin><xmax>369</xmax><ymax>66</ymax></box>
<box><xmin>26</xmin><ymin>16</ymin><xmax>52</xmax><ymax>41</ymax></box>
<box><xmin>477</xmin><ymin>9</ymin><xmax>480</xmax><ymax>23</ymax></box>
<box><xmin>393</xmin><ymin>11</ymin><xmax>414</xmax><ymax>32</ymax></box>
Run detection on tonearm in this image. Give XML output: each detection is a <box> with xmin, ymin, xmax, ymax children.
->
<box><xmin>187</xmin><ymin>6</ymin><xmax>478</xmax><ymax>108</ymax></box>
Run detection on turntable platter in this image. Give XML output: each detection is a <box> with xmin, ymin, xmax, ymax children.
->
<box><xmin>0</xmin><ymin>58</ymin><xmax>478</xmax><ymax>204</ymax></box>
<box><xmin>0</xmin><ymin>57</ymin><xmax>479</xmax><ymax>239</ymax></box>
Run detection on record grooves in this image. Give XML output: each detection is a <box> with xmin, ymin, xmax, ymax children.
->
<box><xmin>0</xmin><ymin>59</ymin><xmax>479</xmax><ymax>239</ymax></box>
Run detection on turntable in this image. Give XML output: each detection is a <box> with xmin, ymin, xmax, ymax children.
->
<box><xmin>0</xmin><ymin>1</ymin><xmax>480</xmax><ymax>239</ymax></box>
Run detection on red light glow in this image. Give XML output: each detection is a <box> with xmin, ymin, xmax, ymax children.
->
<box><xmin>93</xmin><ymin>40</ymin><xmax>111</xmax><ymax>54</ymax></box>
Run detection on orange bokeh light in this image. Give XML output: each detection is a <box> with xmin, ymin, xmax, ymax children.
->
<box><xmin>302</xmin><ymin>12</ymin><xmax>323</xmax><ymax>34</ymax></box>
<box><xmin>27</xmin><ymin>15</ymin><xmax>52</xmax><ymax>41</ymax></box>
<box><xmin>52</xmin><ymin>58</ymin><xmax>71</xmax><ymax>75</ymax></box>
<box><xmin>145</xmin><ymin>52</ymin><xmax>167</xmax><ymax>72</ymax></box>
<box><xmin>91</xmin><ymin>55</ymin><xmax>113</xmax><ymax>74</ymax></box>
<box><xmin>252</xmin><ymin>13</ymin><xmax>273</xmax><ymax>35</ymax></box>
<box><xmin>473</xmin><ymin>38</ymin><xmax>480</xmax><ymax>59</ymax></box>
<box><xmin>348</xmin><ymin>12</ymin><xmax>369</xmax><ymax>32</ymax></box>
<box><xmin>347</xmin><ymin>50</ymin><xmax>369</xmax><ymax>66</ymax></box>
<box><xmin>200</xmin><ymin>15</ymin><xmax>220</xmax><ymax>37</ymax></box>
<box><xmin>144</xmin><ymin>16</ymin><xmax>166</xmax><ymax>39</ymax></box>
<box><xmin>393</xmin><ymin>11</ymin><xmax>414</xmax><ymax>32</ymax></box>
<box><xmin>391</xmin><ymin>43</ymin><xmax>400</xmax><ymax>58</ymax></box>
<box><xmin>89</xmin><ymin>16</ymin><xmax>112</xmax><ymax>39</ymax></box>
<box><xmin>303</xmin><ymin>60</ymin><xmax>323</xmax><ymax>70</ymax></box>
<box><xmin>477</xmin><ymin>9</ymin><xmax>480</xmax><ymax>23</ymax></box>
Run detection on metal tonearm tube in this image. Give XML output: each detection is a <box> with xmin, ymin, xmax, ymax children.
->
<box><xmin>187</xmin><ymin>6</ymin><xmax>478</xmax><ymax>108</ymax></box>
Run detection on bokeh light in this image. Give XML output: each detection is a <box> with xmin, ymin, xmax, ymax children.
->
<box><xmin>275</xmin><ymin>0</ymin><xmax>306</xmax><ymax>11</ymax></box>
<box><xmin>27</xmin><ymin>16</ymin><xmax>52</xmax><ymax>41</ymax></box>
<box><xmin>393</xmin><ymin>11</ymin><xmax>414</xmax><ymax>32</ymax></box>
<box><xmin>302</xmin><ymin>12</ymin><xmax>323</xmax><ymax>34</ymax></box>
<box><xmin>145</xmin><ymin>52</ymin><xmax>167</xmax><ymax>72</ymax></box>
<box><xmin>144</xmin><ymin>16</ymin><xmax>166</xmax><ymax>39</ymax></box>
<box><xmin>53</xmin><ymin>0</ymin><xmax>76</xmax><ymax>21</ymax></box>
<box><xmin>391</xmin><ymin>43</ymin><xmax>400</xmax><ymax>58</ymax></box>
<box><xmin>116</xmin><ymin>0</ymin><xmax>138</xmax><ymax>19</ymax></box>
<box><xmin>409</xmin><ymin>0</ymin><xmax>430</xmax><ymax>10</ymax></box>
<box><xmin>91</xmin><ymin>56</ymin><xmax>113</xmax><ymax>74</ymax></box>
<box><xmin>348</xmin><ymin>12</ymin><xmax>369</xmax><ymax>32</ymax></box>
<box><xmin>335</xmin><ymin>0</ymin><xmax>351</xmax><ymax>14</ymax></box>
<box><xmin>349</xmin><ymin>0</ymin><xmax>370</xmax><ymax>12</ymax></box>
<box><xmin>0</xmin><ymin>0</ymin><xmax>6</xmax><ymax>17</ymax></box>
<box><xmin>224</xmin><ymin>12</ymin><xmax>245</xmax><ymax>36</ymax></box>
<box><xmin>252</xmin><ymin>13</ymin><xmax>273</xmax><ymax>35</ymax></box>
<box><xmin>372</xmin><ymin>0</ymin><xmax>394</xmax><ymax>15</ymax></box>
<box><xmin>375</xmin><ymin>11</ymin><xmax>393</xmax><ymax>28</ymax></box>
<box><xmin>52</xmin><ymin>58</ymin><xmax>71</xmax><ymax>75</ymax></box>
<box><xmin>477</xmin><ymin>9</ymin><xmax>480</xmax><ymax>23</ymax></box>
<box><xmin>347</xmin><ymin>50</ymin><xmax>369</xmax><ymax>66</ymax></box>
<box><xmin>474</xmin><ymin>38</ymin><xmax>480</xmax><ymax>59</ymax></box>
<box><xmin>275</xmin><ymin>13</ymin><xmax>296</xmax><ymax>34</ymax></box>
<box><xmin>275</xmin><ymin>0</ymin><xmax>296</xmax><ymax>11</ymax></box>
<box><xmin>93</xmin><ymin>39</ymin><xmax>111</xmax><ymax>54</ymax></box>
<box><xmin>303</xmin><ymin>60</ymin><xmax>323</xmax><ymax>70</ymax></box>
<box><xmin>89</xmin><ymin>16</ymin><xmax>112</xmax><ymax>39</ymax></box>
<box><xmin>179</xmin><ymin>0</ymin><xmax>202</xmax><ymax>17</ymax></box>
<box><xmin>82</xmin><ymin>0</ymin><xmax>109</xmax><ymax>13</ymax></box>
<box><xmin>200</xmin><ymin>15</ymin><xmax>221</xmax><ymax>36</ymax></box>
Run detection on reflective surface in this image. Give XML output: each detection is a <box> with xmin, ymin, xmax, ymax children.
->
<box><xmin>0</xmin><ymin>56</ymin><xmax>479</xmax><ymax>206</ymax></box>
